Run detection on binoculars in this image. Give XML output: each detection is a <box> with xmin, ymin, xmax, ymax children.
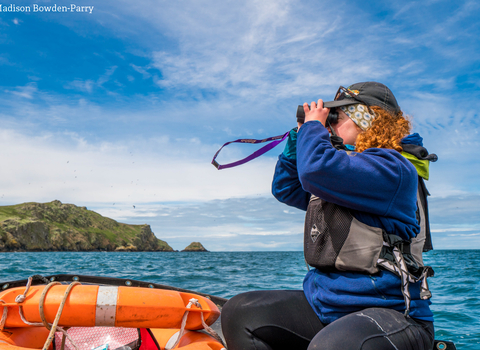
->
<box><xmin>296</xmin><ymin>105</ymin><xmax>338</xmax><ymax>125</ymax></box>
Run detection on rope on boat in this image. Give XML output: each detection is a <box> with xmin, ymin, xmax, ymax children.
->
<box><xmin>38</xmin><ymin>281</ymin><xmax>62</xmax><ymax>329</ymax></box>
<box><xmin>61</xmin><ymin>331</ymin><xmax>68</xmax><ymax>350</ymax></box>
<box><xmin>40</xmin><ymin>281</ymin><xmax>81</xmax><ymax>350</ymax></box>
<box><xmin>18</xmin><ymin>305</ymin><xmax>44</xmax><ymax>327</ymax></box>
<box><xmin>13</xmin><ymin>277</ymin><xmax>80</xmax><ymax>350</ymax></box>
<box><xmin>168</xmin><ymin>298</ymin><xmax>227</xmax><ymax>350</ymax></box>
<box><xmin>14</xmin><ymin>276</ymin><xmax>33</xmax><ymax>303</ymax></box>
<box><xmin>14</xmin><ymin>275</ymin><xmax>51</xmax><ymax>303</ymax></box>
<box><xmin>15</xmin><ymin>276</ymin><xmax>45</xmax><ymax>328</ymax></box>
<box><xmin>5</xmin><ymin>276</ymin><xmax>227</xmax><ymax>350</ymax></box>
<box><xmin>0</xmin><ymin>300</ymin><xmax>7</xmax><ymax>331</ymax></box>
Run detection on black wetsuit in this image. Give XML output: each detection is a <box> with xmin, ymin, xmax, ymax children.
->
<box><xmin>221</xmin><ymin>290</ymin><xmax>434</xmax><ymax>350</ymax></box>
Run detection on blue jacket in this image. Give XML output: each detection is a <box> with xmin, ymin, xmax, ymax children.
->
<box><xmin>272</xmin><ymin>121</ymin><xmax>433</xmax><ymax>324</ymax></box>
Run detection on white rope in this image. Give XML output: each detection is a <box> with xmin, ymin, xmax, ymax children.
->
<box><xmin>41</xmin><ymin>282</ymin><xmax>81</xmax><ymax>350</ymax></box>
<box><xmin>0</xmin><ymin>300</ymin><xmax>7</xmax><ymax>331</ymax></box>
<box><xmin>18</xmin><ymin>303</ymin><xmax>80</xmax><ymax>347</ymax></box>
<box><xmin>15</xmin><ymin>276</ymin><xmax>46</xmax><ymax>328</ymax></box>
<box><xmin>192</xmin><ymin>300</ymin><xmax>226</xmax><ymax>348</ymax></box>
<box><xmin>17</xmin><ymin>292</ymin><xmax>77</xmax><ymax>349</ymax></box>
<box><xmin>18</xmin><ymin>305</ymin><xmax>44</xmax><ymax>327</ymax></box>
<box><xmin>168</xmin><ymin>298</ymin><xmax>196</xmax><ymax>350</ymax></box>
<box><xmin>17</xmin><ymin>306</ymin><xmax>74</xmax><ymax>348</ymax></box>
<box><xmin>167</xmin><ymin>298</ymin><xmax>226</xmax><ymax>350</ymax></box>
<box><xmin>14</xmin><ymin>278</ymin><xmax>79</xmax><ymax>350</ymax></box>
<box><xmin>15</xmin><ymin>276</ymin><xmax>33</xmax><ymax>303</ymax></box>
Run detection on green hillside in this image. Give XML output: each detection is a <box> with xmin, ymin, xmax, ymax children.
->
<box><xmin>0</xmin><ymin>200</ymin><xmax>173</xmax><ymax>252</ymax></box>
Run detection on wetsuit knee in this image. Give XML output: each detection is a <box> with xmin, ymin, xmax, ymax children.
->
<box><xmin>307</xmin><ymin>308</ymin><xmax>434</xmax><ymax>350</ymax></box>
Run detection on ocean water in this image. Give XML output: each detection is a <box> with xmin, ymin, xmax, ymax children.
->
<box><xmin>0</xmin><ymin>250</ymin><xmax>478</xmax><ymax>349</ymax></box>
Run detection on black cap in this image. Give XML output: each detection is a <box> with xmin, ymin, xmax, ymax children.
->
<box><xmin>324</xmin><ymin>82</ymin><xmax>401</xmax><ymax>114</ymax></box>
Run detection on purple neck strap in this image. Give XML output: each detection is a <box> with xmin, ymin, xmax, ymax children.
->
<box><xmin>212</xmin><ymin>131</ymin><xmax>289</xmax><ymax>170</ymax></box>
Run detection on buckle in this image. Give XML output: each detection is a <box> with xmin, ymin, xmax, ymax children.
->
<box><xmin>420</xmin><ymin>290</ymin><xmax>432</xmax><ymax>299</ymax></box>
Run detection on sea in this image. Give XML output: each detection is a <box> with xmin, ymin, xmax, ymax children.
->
<box><xmin>1</xmin><ymin>250</ymin><xmax>478</xmax><ymax>349</ymax></box>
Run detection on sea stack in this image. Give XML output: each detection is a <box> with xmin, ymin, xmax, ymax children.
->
<box><xmin>182</xmin><ymin>242</ymin><xmax>208</xmax><ymax>252</ymax></box>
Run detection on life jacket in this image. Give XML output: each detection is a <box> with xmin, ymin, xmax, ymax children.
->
<box><xmin>303</xmin><ymin>145</ymin><xmax>437</xmax><ymax>316</ymax></box>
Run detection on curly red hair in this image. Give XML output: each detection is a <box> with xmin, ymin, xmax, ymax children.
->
<box><xmin>354</xmin><ymin>106</ymin><xmax>411</xmax><ymax>153</ymax></box>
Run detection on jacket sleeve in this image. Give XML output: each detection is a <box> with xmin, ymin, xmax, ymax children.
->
<box><xmin>296</xmin><ymin>121</ymin><xmax>418</xmax><ymax>218</ymax></box>
<box><xmin>271</xmin><ymin>129</ymin><xmax>310</xmax><ymax>211</ymax></box>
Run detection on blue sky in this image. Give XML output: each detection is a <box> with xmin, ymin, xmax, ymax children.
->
<box><xmin>0</xmin><ymin>0</ymin><xmax>479</xmax><ymax>251</ymax></box>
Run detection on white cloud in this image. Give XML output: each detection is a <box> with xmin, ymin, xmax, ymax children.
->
<box><xmin>64</xmin><ymin>66</ymin><xmax>118</xmax><ymax>93</ymax></box>
<box><xmin>0</xmin><ymin>127</ymin><xmax>279</xmax><ymax>207</ymax></box>
<box><xmin>130</xmin><ymin>64</ymin><xmax>151</xmax><ymax>79</ymax></box>
<box><xmin>446</xmin><ymin>233</ymin><xmax>480</xmax><ymax>237</ymax></box>
<box><xmin>105</xmin><ymin>0</ymin><xmax>388</xmax><ymax>101</ymax></box>
<box><xmin>432</xmin><ymin>228</ymin><xmax>480</xmax><ymax>233</ymax></box>
<box><xmin>88</xmin><ymin>196</ymin><xmax>306</xmax><ymax>250</ymax></box>
<box><xmin>66</xmin><ymin>80</ymin><xmax>95</xmax><ymax>93</ymax></box>
<box><xmin>6</xmin><ymin>83</ymin><xmax>38</xmax><ymax>99</ymax></box>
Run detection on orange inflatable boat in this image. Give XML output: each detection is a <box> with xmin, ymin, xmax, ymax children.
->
<box><xmin>0</xmin><ymin>275</ymin><xmax>226</xmax><ymax>350</ymax></box>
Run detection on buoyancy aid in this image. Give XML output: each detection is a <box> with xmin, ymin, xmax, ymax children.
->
<box><xmin>303</xmin><ymin>145</ymin><xmax>437</xmax><ymax>316</ymax></box>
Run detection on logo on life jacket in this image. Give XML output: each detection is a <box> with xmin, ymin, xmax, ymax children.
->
<box><xmin>311</xmin><ymin>224</ymin><xmax>321</xmax><ymax>243</ymax></box>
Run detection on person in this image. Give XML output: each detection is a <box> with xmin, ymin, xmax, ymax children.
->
<box><xmin>221</xmin><ymin>82</ymin><xmax>437</xmax><ymax>350</ymax></box>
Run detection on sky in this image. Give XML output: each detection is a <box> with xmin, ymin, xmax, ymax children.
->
<box><xmin>0</xmin><ymin>0</ymin><xmax>479</xmax><ymax>251</ymax></box>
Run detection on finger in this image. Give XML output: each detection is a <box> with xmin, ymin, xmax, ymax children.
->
<box><xmin>311</xmin><ymin>101</ymin><xmax>317</xmax><ymax>109</ymax></box>
<box><xmin>303</xmin><ymin>102</ymin><xmax>310</xmax><ymax>113</ymax></box>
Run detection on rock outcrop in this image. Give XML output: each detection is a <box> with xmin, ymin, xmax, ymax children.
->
<box><xmin>182</xmin><ymin>242</ymin><xmax>208</xmax><ymax>252</ymax></box>
<box><xmin>0</xmin><ymin>200</ymin><xmax>174</xmax><ymax>252</ymax></box>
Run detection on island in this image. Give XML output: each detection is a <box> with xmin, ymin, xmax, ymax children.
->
<box><xmin>182</xmin><ymin>242</ymin><xmax>209</xmax><ymax>252</ymax></box>
<box><xmin>0</xmin><ymin>200</ymin><xmax>174</xmax><ymax>252</ymax></box>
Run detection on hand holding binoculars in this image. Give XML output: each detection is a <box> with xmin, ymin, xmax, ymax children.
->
<box><xmin>296</xmin><ymin>104</ymin><xmax>338</xmax><ymax>125</ymax></box>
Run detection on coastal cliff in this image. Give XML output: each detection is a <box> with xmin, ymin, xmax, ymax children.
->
<box><xmin>0</xmin><ymin>200</ymin><xmax>174</xmax><ymax>252</ymax></box>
